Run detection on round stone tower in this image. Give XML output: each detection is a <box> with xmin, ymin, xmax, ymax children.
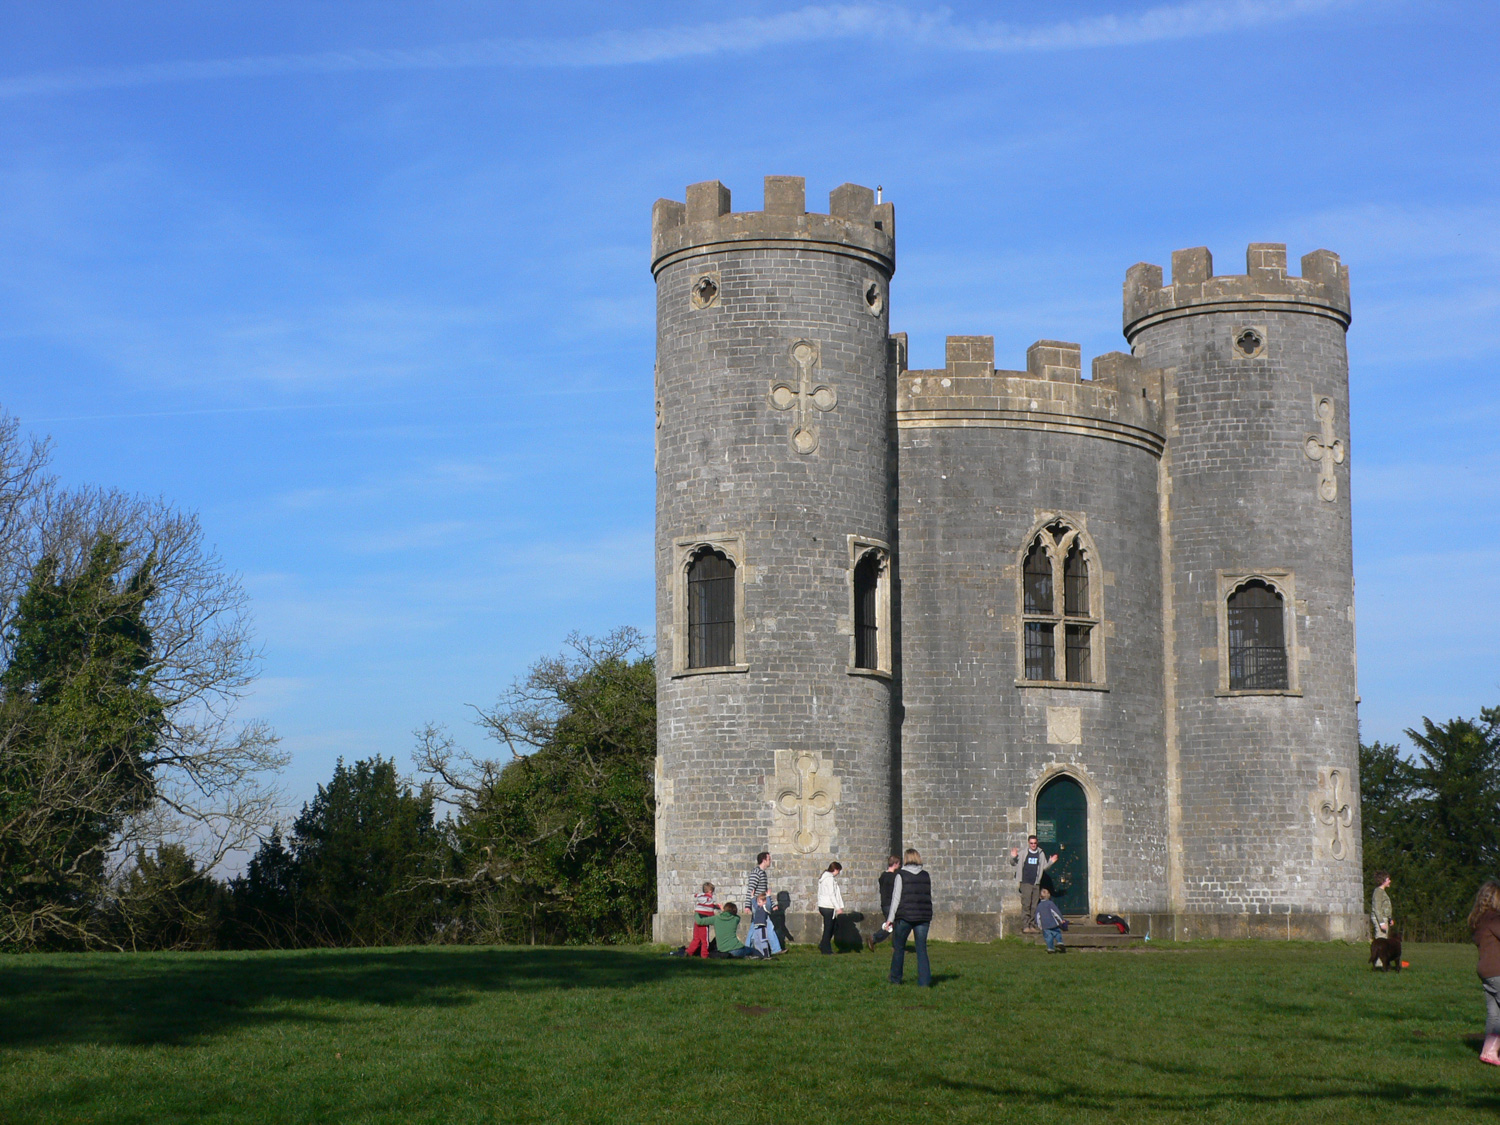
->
<box><xmin>651</xmin><ymin>176</ymin><xmax>897</xmax><ymax>943</ymax></box>
<box><xmin>1124</xmin><ymin>244</ymin><xmax>1365</xmax><ymax>939</ymax></box>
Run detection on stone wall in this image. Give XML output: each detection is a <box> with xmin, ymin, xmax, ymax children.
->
<box><xmin>895</xmin><ymin>336</ymin><xmax>1168</xmax><ymax>937</ymax></box>
<box><xmin>1127</xmin><ymin>245</ymin><xmax>1365</xmax><ymax>937</ymax></box>
<box><xmin>652</xmin><ymin>178</ymin><xmax>898</xmax><ymax>943</ymax></box>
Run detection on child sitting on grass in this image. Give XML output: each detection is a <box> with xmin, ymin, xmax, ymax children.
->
<box><xmin>707</xmin><ymin>903</ymin><xmax>760</xmax><ymax>959</ymax></box>
<box><xmin>1035</xmin><ymin>887</ymin><xmax>1067</xmax><ymax>953</ymax></box>
<box><xmin>685</xmin><ymin>883</ymin><xmax>718</xmax><ymax>959</ymax></box>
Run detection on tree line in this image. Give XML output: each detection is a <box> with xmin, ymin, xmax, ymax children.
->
<box><xmin>1359</xmin><ymin>706</ymin><xmax>1500</xmax><ymax>941</ymax></box>
<box><xmin>7</xmin><ymin>613</ymin><xmax>655</xmax><ymax>952</ymax></box>
<box><xmin>219</xmin><ymin>629</ymin><xmax>656</xmax><ymax>951</ymax></box>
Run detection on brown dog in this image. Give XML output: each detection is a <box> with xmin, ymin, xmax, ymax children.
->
<box><xmin>1369</xmin><ymin>928</ymin><xmax>1402</xmax><ymax>972</ymax></box>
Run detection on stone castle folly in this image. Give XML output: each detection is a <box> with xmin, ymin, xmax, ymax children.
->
<box><xmin>651</xmin><ymin>176</ymin><xmax>1364</xmax><ymax>944</ymax></box>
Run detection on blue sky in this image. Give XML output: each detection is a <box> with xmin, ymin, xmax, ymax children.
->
<box><xmin>0</xmin><ymin>1</ymin><xmax>1495</xmax><ymax>816</ymax></box>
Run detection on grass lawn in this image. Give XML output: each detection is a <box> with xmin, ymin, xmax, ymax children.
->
<box><xmin>1</xmin><ymin>939</ymin><xmax>1495</xmax><ymax>1124</ymax></box>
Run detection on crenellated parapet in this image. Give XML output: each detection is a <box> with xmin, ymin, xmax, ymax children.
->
<box><xmin>1123</xmin><ymin>244</ymin><xmax>1350</xmax><ymax>341</ymax></box>
<box><xmin>895</xmin><ymin>335</ymin><xmax>1163</xmax><ymax>456</ymax></box>
<box><xmin>651</xmin><ymin>176</ymin><xmax>895</xmax><ymax>277</ymax></box>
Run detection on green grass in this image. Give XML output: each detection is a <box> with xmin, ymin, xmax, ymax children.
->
<box><xmin>0</xmin><ymin>940</ymin><xmax>1495</xmax><ymax>1123</ymax></box>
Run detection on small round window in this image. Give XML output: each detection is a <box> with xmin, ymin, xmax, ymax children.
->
<box><xmin>863</xmin><ymin>280</ymin><xmax>884</xmax><ymax>316</ymax></box>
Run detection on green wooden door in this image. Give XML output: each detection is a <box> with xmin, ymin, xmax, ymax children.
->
<box><xmin>1035</xmin><ymin>776</ymin><xmax>1089</xmax><ymax>915</ymax></box>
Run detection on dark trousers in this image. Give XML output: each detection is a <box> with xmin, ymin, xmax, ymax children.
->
<box><xmin>889</xmin><ymin>919</ymin><xmax>931</xmax><ymax>986</ymax></box>
<box><xmin>1019</xmin><ymin>882</ymin><xmax>1041</xmax><ymax>928</ymax></box>
<box><xmin>818</xmin><ymin>908</ymin><xmax>836</xmax><ymax>954</ymax></box>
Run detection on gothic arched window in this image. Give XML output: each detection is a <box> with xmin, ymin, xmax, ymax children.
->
<box><xmin>848</xmin><ymin>538</ymin><xmax>891</xmax><ymax>675</ymax></box>
<box><xmin>1226</xmin><ymin>579</ymin><xmax>1288</xmax><ymax>691</ymax></box>
<box><xmin>1019</xmin><ymin>520</ymin><xmax>1101</xmax><ymax>685</ymax></box>
<box><xmin>687</xmin><ymin>547</ymin><xmax>736</xmax><ymax>669</ymax></box>
<box><xmin>1023</xmin><ymin>537</ymin><xmax>1055</xmax><ymax>680</ymax></box>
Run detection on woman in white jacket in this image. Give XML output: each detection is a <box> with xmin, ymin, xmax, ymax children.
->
<box><xmin>816</xmin><ymin>862</ymin><xmax>845</xmax><ymax>954</ymax></box>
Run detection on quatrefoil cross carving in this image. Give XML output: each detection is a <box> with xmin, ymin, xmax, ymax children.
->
<box><xmin>1304</xmin><ymin>396</ymin><xmax>1346</xmax><ymax>502</ymax></box>
<box><xmin>1313</xmin><ymin>768</ymin><xmax>1354</xmax><ymax>861</ymax></box>
<box><xmin>769</xmin><ymin>339</ymin><xmax>837</xmax><ymax>455</ymax></box>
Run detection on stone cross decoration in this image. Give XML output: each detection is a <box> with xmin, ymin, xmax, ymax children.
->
<box><xmin>1314</xmin><ymin>768</ymin><xmax>1354</xmax><ymax>861</ymax></box>
<box><xmin>767</xmin><ymin>750</ymin><xmax>840</xmax><ymax>854</ymax></box>
<box><xmin>770</xmin><ymin>339</ymin><xmax>837</xmax><ymax>455</ymax></box>
<box><xmin>1304</xmin><ymin>396</ymin><xmax>1345</xmax><ymax>502</ymax></box>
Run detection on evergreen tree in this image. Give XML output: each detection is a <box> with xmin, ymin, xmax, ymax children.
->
<box><xmin>1360</xmin><ymin>709</ymin><xmax>1500</xmax><ymax>940</ymax></box>
<box><xmin>0</xmin><ymin>538</ymin><xmax>163</xmax><ymax>947</ymax></box>
<box><xmin>289</xmin><ymin>757</ymin><xmax>445</xmax><ymax>946</ymax></box>
<box><xmin>108</xmin><ymin>843</ymin><xmax>226</xmax><ymax>951</ymax></box>
<box><xmin>224</xmin><ymin>829</ymin><xmax>300</xmax><ymax>948</ymax></box>
<box><xmin>1408</xmin><ymin>715</ymin><xmax>1500</xmax><ymax>875</ymax></box>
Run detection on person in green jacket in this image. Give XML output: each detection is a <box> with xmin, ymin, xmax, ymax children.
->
<box><xmin>707</xmin><ymin>903</ymin><xmax>760</xmax><ymax>959</ymax></box>
<box><xmin>1371</xmin><ymin>871</ymin><xmax>1393</xmax><ymax>938</ymax></box>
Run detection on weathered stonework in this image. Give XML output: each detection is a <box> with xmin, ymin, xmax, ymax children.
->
<box><xmin>652</xmin><ymin>179</ymin><xmax>1364</xmax><ymax>944</ymax></box>
<box><xmin>653</xmin><ymin>178</ymin><xmax>896</xmax><ymax>944</ymax></box>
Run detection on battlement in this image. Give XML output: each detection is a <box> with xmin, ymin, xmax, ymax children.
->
<box><xmin>651</xmin><ymin>176</ymin><xmax>895</xmax><ymax>277</ymax></box>
<box><xmin>1123</xmin><ymin>244</ymin><xmax>1350</xmax><ymax>339</ymax></box>
<box><xmin>895</xmin><ymin>335</ymin><xmax>1163</xmax><ymax>453</ymax></box>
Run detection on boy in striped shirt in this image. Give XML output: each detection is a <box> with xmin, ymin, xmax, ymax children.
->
<box><xmin>744</xmin><ymin>853</ymin><xmax>782</xmax><ymax>954</ymax></box>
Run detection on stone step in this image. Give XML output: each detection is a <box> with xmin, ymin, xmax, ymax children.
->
<box><xmin>1021</xmin><ymin>930</ymin><xmax>1140</xmax><ymax>948</ymax></box>
<box><xmin>1020</xmin><ymin>917</ymin><xmax>1140</xmax><ymax>948</ymax></box>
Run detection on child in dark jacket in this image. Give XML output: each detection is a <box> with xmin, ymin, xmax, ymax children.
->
<box><xmin>1036</xmin><ymin>888</ymin><xmax>1067</xmax><ymax>953</ymax></box>
<box><xmin>748</xmin><ymin>893</ymin><xmax>775</xmax><ymax>957</ymax></box>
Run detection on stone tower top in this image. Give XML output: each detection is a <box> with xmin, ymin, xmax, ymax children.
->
<box><xmin>651</xmin><ymin>176</ymin><xmax>895</xmax><ymax>278</ymax></box>
<box><xmin>1123</xmin><ymin>243</ymin><xmax>1350</xmax><ymax>341</ymax></box>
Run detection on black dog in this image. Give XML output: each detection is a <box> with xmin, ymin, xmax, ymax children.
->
<box><xmin>1369</xmin><ymin>928</ymin><xmax>1402</xmax><ymax>972</ymax></box>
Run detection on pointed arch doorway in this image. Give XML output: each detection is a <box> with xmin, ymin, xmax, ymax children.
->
<box><xmin>1035</xmin><ymin>775</ymin><xmax>1089</xmax><ymax>915</ymax></box>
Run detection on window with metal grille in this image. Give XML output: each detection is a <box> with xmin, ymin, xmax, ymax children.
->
<box><xmin>1065</xmin><ymin>624</ymin><xmax>1091</xmax><ymax>683</ymax></box>
<box><xmin>1023</xmin><ymin>540</ymin><xmax>1053</xmax><ymax>614</ymax></box>
<box><xmin>1025</xmin><ymin>622</ymin><xmax>1055</xmax><ymax>681</ymax></box>
<box><xmin>853</xmin><ymin>552</ymin><xmax>880</xmax><ymax>670</ymax></box>
<box><xmin>1020</xmin><ymin>522</ymin><xmax>1100</xmax><ymax>685</ymax></box>
<box><xmin>687</xmin><ymin>548</ymin><xmax>735</xmax><ymax>669</ymax></box>
<box><xmin>1227</xmin><ymin>579</ymin><xmax>1288</xmax><ymax>690</ymax></box>
<box><xmin>1064</xmin><ymin>542</ymin><xmax>1088</xmax><ymax>616</ymax></box>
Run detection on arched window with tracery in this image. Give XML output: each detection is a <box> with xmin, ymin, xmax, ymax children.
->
<box><xmin>687</xmin><ymin>547</ymin><xmax>736</xmax><ymax>669</ymax></box>
<box><xmin>1226</xmin><ymin>579</ymin><xmax>1288</xmax><ymax>690</ymax></box>
<box><xmin>1019</xmin><ymin>519</ymin><xmax>1101</xmax><ymax>685</ymax></box>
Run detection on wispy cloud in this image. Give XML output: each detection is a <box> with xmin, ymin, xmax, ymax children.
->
<box><xmin>0</xmin><ymin>1</ymin><xmax>1360</xmax><ymax>99</ymax></box>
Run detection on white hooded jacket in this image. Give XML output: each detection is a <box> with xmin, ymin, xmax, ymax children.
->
<box><xmin>816</xmin><ymin>869</ymin><xmax>844</xmax><ymax>911</ymax></box>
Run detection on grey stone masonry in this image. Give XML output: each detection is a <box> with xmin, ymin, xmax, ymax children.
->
<box><xmin>896</xmin><ymin>337</ymin><xmax>1167</xmax><ymax>939</ymax></box>
<box><xmin>1126</xmin><ymin>244</ymin><xmax>1364</xmax><ymax>941</ymax></box>
<box><xmin>652</xmin><ymin>176</ymin><xmax>1365</xmax><ymax>944</ymax></box>
<box><xmin>653</xmin><ymin>178</ymin><xmax>897</xmax><ymax>944</ymax></box>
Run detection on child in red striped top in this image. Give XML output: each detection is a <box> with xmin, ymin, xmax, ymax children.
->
<box><xmin>685</xmin><ymin>882</ymin><xmax>718</xmax><ymax>958</ymax></box>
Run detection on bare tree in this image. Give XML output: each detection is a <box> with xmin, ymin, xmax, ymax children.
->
<box><xmin>0</xmin><ymin>410</ymin><xmax>285</xmax><ymax>949</ymax></box>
